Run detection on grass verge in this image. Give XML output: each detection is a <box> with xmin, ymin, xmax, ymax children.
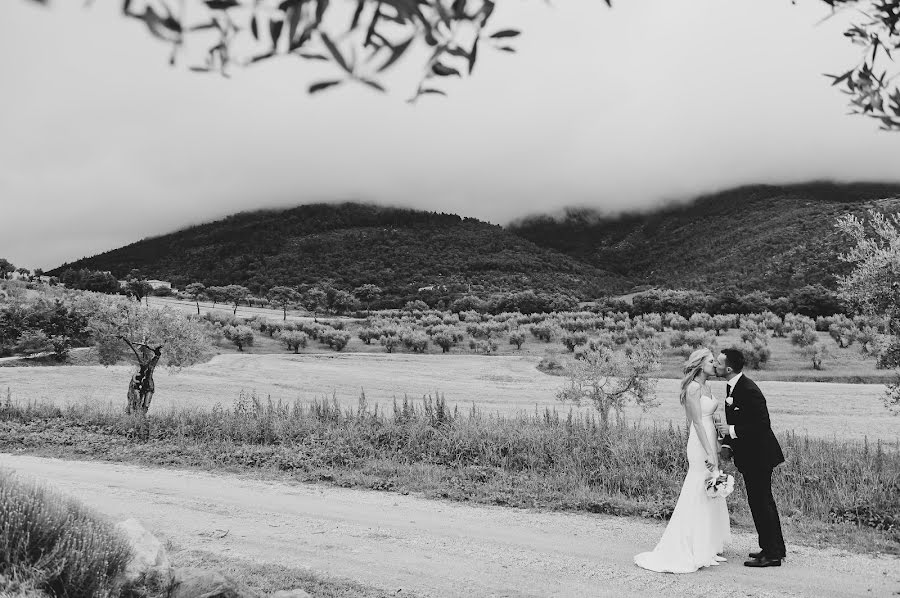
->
<box><xmin>1</xmin><ymin>392</ymin><xmax>897</xmax><ymax>557</ymax></box>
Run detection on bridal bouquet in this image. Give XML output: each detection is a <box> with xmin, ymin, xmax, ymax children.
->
<box><xmin>705</xmin><ymin>469</ymin><xmax>735</xmax><ymax>499</ymax></box>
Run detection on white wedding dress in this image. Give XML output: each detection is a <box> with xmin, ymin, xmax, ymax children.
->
<box><xmin>634</xmin><ymin>382</ymin><xmax>731</xmax><ymax>573</ymax></box>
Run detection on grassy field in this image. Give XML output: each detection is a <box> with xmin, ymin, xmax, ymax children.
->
<box><xmin>0</xmin><ymin>351</ymin><xmax>896</xmax><ymax>442</ymax></box>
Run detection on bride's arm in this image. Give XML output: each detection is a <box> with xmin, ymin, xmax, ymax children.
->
<box><xmin>685</xmin><ymin>385</ymin><xmax>717</xmax><ymax>471</ymax></box>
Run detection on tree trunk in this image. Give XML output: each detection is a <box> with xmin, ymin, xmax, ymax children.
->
<box><xmin>120</xmin><ymin>338</ymin><xmax>162</xmax><ymax>416</ymax></box>
<box><xmin>283</xmin><ymin>306</ymin><xmax>287</xmax><ymax>321</ymax></box>
<box><xmin>196</xmin><ymin>300</ymin><xmax>200</xmax><ymax>315</ymax></box>
<box><xmin>124</xmin><ymin>343</ymin><xmax>162</xmax><ymax>415</ymax></box>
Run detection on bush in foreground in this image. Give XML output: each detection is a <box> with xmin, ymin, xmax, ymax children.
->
<box><xmin>0</xmin><ymin>468</ymin><xmax>132</xmax><ymax>597</ymax></box>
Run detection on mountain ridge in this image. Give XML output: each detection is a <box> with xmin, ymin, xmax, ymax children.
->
<box><xmin>49</xmin><ymin>202</ymin><xmax>626</xmax><ymax>304</ymax></box>
<box><xmin>48</xmin><ymin>181</ymin><xmax>900</xmax><ymax>303</ymax></box>
<box><xmin>509</xmin><ymin>181</ymin><xmax>900</xmax><ymax>294</ymax></box>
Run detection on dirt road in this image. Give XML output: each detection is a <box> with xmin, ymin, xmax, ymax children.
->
<box><xmin>3</xmin><ymin>454</ymin><xmax>897</xmax><ymax>598</ymax></box>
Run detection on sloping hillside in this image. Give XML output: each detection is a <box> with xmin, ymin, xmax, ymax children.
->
<box><xmin>509</xmin><ymin>182</ymin><xmax>900</xmax><ymax>294</ymax></box>
<box><xmin>50</xmin><ymin>203</ymin><xmax>627</xmax><ymax>301</ymax></box>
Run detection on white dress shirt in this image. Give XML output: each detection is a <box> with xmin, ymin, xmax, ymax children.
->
<box><xmin>725</xmin><ymin>372</ymin><xmax>743</xmax><ymax>438</ymax></box>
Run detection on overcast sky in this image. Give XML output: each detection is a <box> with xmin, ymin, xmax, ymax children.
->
<box><xmin>2</xmin><ymin>0</ymin><xmax>899</xmax><ymax>270</ymax></box>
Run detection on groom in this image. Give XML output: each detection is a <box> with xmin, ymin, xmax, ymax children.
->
<box><xmin>714</xmin><ymin>348</ymin><xmax>786</xmax><ymax>568</ymax></box>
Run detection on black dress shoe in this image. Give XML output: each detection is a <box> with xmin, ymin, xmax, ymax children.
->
<box><xmin>748</xmin><ymin>551</ymin><xmax>764</xmax><ymax>559</ymax></box>
<box><xmin>744</xmin><ymin>556</ymin><xmax>781</xmax><ymax>567</ymax></box>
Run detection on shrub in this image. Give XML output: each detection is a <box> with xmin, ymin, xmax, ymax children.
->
<box><xmin>260</xmin><ymin>319</ymin><xmax>283</xmax><ymax>337</ymax></box>
<box><xmin>670</xmin><ymin>330</ymin><xmax>715</xmax><ymax>350</ymax></box>
<box><xmin>0</xmin><ymin>469</ymin><xmax>132</xmax><ymax>598</ymax></box>
<box><xmin>710</xmin><ymin>314</ymin><xmax>736</xmax><ymax>335</ymax></box>
<box><xmin>740</xmin><ymin>337</ymin><xmax>771</xmax><ymax>369</ymax></box>
<box><xmin>790</xmin><ymin>326</ymin><xmax>818</xmax><ymax>348</ymax></box>
<box><xmin>739</xmin><ymin>321</ymin><xmax>768</xmax><ymax>344</ymax></box>
<box><xmin>468</xmin><ymin>338</ymin><xmax>498</xmax><ymax>354</ymax></box>
<box><xmin>379</xmin><ymin>335</ymin><xmax>402</xmax><ymax>353</ymax></box>
<box><xmin>357</xmin><ymin>327</ymin><xmax>381</xmax><ymax>345</ymax></box>
<box><xmin>561</xmin><ymin>331</ymin><xmax>589</xmax><ymax>352</ymax></box>
<box><xmin>760</xmin><ymin>311</ymin><xmax>785</xmax><ymax>337</ymax></box>
<box><xmin>223</xmin><ymin>325</ymin><xmax>254</xmax><ymax>351</ymax></box>
<box><xmin>667</xmin><ymin>314</ymin><xmax>691</xmax><ymax>331</ymax></box>
<box><xmin>828</xmin><ymin>315</ymin><xmax>857</xmax><ymax>348</ymax></box>
<box><xmin>450</xmin><ymin>295</ymin><xmax>487</xmax><ymax>313</ymax></box>
<box><xmin>275</xmin><ymin>330</ymin><xmax>308</xmax><ymax>353</ymax></box>
<box><xmin>856</xmin><ymin>326</ymin><xmax>883</xmax><ymax>356</ymax></box>
<box><xmin>627</xmin><ymin>323</ymin><xmax>657</xmax><ymax>342</ymax></box>
<box><xmin>688</xmin><ymin>312</ymin><xmax>712</xmax><ymax>330</ymax></box>
<box><xmin>401</xmin><ymin>330</ymin><xmax>429</xmax><ymax>353</ymax></box>
<box><xmin>876</xmin><ymin>338</ymin><xmax>900</xmax><ymax>370</ymax></box>
<box><xmin>321</xmin><ymin>329</ymin><xmax>351</xmax><ymax>351</ymax></box>
<box><xmin>49</xmin><ymin>335</ymin><xmax>71</xmax><ymax>361</ymax></box>
<box><xmin>298</xmin><ymin>321</ymin><xmax>327</xmax><ymax>339</ymax></box>
<box><xmin>800</xmin><ymin>342</ymin><xmax>831</xmax><ymax>370</ymax></box>
<box><xmin>202</xmin><ymin>311</ymin><xmax>243</xmax><ymax>328</ymax></box>
<box><xmin>13</xmin><ymin>330</ymin><xmax>52</xmax><ymax>355</ymax></box>
<box><xmin>509</xmin><ymin>331</ymin><xmax>526</xmax><ymax>350</ymax></box>
<box><xmin>429</xmin><ymin>325</ymin><xmax>464</xmax><ymax>353</ymax></box>
<box><xmin>784</xmin><ymin>313</ymin><xmax>816</xmax><ymax>333</ymax></box>
<box><xmin>530</xmin><ymin>323</ymin><xmax>560</xmax><ymax>342</ymax></box>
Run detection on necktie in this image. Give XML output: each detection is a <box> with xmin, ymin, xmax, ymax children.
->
<box><xmin>726</xmin><ymin>384</ymin><xmax>732</xmax><ymax>398</ymax></box>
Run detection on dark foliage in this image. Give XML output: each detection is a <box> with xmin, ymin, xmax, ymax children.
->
<box><xmin>0</xmin><ymin>298</ymin><xmax>91</xmax><ymax>358</ymax></box>
<box><xmin>47</xmin><ymin>203</ymin><xmax>626</xmax><ymax>306</ymax></box>
<box><xmin>629</xmin><ymin>284</ymin><xmax>844</xmax><ymax>318</ymax></box>
<box><xmin>510</xmin><ymin>182</ymin><xmax>900</xmax><ymax>295</ymax></box>
<box><xmin>58</xmin><ymin>268</ymin><xmax>120</xmax><ymax>294</ymax></box>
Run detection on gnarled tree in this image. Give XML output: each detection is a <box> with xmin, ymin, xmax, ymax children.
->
<box><xmin>77</xmin><ymin>293</ymin><xmax>212</xmax><ymax>414</ymax></box>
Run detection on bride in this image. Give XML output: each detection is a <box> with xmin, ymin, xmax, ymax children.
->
<box><xmin>634</xmin><ymin>348</ymin><xmax>731</xmax><ymax>573</ymax></box>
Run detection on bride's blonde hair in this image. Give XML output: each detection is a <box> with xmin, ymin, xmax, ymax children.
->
<box><xmin>679</xmin><ymin>347</ymin><xmax>713</xmax><ymax>405</ymax></box>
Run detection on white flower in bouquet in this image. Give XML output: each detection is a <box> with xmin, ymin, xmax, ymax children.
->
<box><xmin>705</xmin><ymin>469</ymin><xmax>734</xmax><ymax>499</ymax></box>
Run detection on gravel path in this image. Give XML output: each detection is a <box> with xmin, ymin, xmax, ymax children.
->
<box><xmin>3</xmin><ymin>454</ymin><xmax>897</xmax><ymax>598</ymax></box>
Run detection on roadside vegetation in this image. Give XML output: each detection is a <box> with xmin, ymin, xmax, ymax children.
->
<box><xmin>2</xmin><ymin>393</ymin><xmax>897</xmax><ymax>556</ymax></box>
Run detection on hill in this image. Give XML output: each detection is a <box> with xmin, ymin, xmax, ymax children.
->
<box><xmin>49</xmin><ymin>203</ymin><xmax>627</xmax><ymax>304</ymax></box>
<box><xmin>508</xmin><ymin>181</ymin><xmax>900</xmax><ymax>295</ymax></box>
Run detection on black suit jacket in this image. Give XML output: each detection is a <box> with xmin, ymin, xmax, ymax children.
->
<box><xmin>724</xmin><ymin>375</ymin><xmax>785</xmax><ymax>471</ymax></box>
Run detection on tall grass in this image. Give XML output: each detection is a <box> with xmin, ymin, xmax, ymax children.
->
<box><xmin>0</xmin><ymin>468</ymin><xmax>132</xmax><ymax>597</ymax></box>
<box><xmin>2</xmin><ymin>392</ymin><xmax>898</xmax><ymax>546</ymax></box>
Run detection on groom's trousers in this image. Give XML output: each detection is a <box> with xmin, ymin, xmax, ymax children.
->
<box><xmin>742</xmin><ymin>465</ymin><xmax>786</xmax><ymax>559</ymax></box>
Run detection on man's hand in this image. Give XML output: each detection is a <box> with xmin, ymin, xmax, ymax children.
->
<box><xmin>715</xmin><ymin>419</ymin><xmax>730</xmax><ymax>437</ymax></box>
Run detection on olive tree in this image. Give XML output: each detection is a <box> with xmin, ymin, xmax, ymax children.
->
<box><xmin>78</xmin><ymin>293</ymin><xmax>211</xmax><ymax>414</ymax></box>
<box><xmin>835</xmin><ymin>209</ymin><xmax>900</xmax><ymax>412</ymax></box>
<box><xmin>184</xmin><ymin>282</ymin><xmax>206</xmax><ymax>315</ymax></box>
<box><xmin>223</xmin><ymin>284</ymin><xmax>250</xmax><ymax>315</ymax></box>
<box><xmin>556</xmin><ymin>339</ymin><xmax>662</xmax><ymax>427</ymax></box>
<box><xmin>267</xmin><ymin>285</ymin><xmax>300</xmax><ymax>320</ymax></box>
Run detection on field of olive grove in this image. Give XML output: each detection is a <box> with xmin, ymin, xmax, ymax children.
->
<box><xmin>142</xmin><ymin>295</ymin><xmax>890</xmax><ymax>384</ymax></box>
